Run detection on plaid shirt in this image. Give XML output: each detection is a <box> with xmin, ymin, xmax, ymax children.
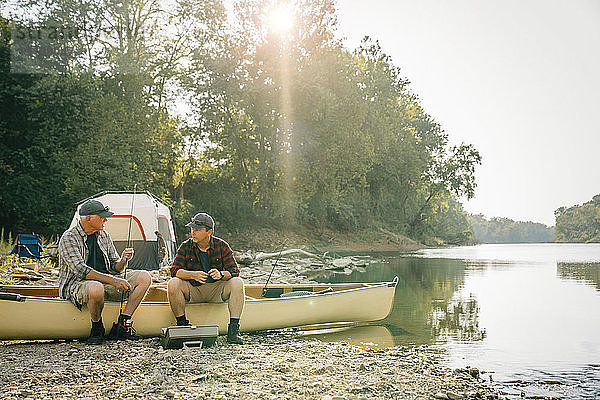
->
<box><xmin>58</xmin><ymin>223</ymin><xmax>120</xmax><ymax>305</ymax></box>
<box><xmin>170</xmin><ymin>236</ymin><xmax>239</xmax><ymax>285</ymax></box>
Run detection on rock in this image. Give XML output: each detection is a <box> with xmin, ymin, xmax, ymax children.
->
<box><xmin>446</xmin><ymin>391</ymin><xmax>463</xmax><ymax>400</ymax></box>
<box><xmin>469</xmin><ymin>368</ymin><xmax>480</xmax><ymax>379</ymax></box>
<box><xmin>192</xmin><ymin>373</ymin><xmax>210</xmax><ymax>382</ymax></box>
<box><xmin>434</xmin><ymin>393</ymin><xmax>449</xmax><ymax>399</ymax></box>
<box><xmin>331</xmin><ymin>257</ymin><xmax>353</xmax><ymax>268</ymax></box>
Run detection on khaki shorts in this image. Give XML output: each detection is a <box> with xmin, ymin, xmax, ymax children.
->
<box><xmin>74</xmin><ymin>270</ymin><xmax>142</xmax><ymax>305</ymax></box>
<box><xmin>184</xmin><ymin>280</ymin><xmax>228</xmax><ymax>304</ymax></box>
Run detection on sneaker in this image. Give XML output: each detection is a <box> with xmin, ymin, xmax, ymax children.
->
<box><xmin>108</xmin><ymin>319</ymin><xmax>140</xmax><ymax>340</ymax></box>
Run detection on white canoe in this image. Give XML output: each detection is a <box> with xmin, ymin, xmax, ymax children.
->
<box><xmin>0</xmin><ymin>279</ymin><xmax>397</xmax><ymax>339</ymax></box>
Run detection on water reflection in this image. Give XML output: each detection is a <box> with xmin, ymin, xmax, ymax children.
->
<box><xmin>298</xmin><ymin>324</ymin><xmax>395</xmax><ymax>348</ymax></box>
<box><xmin>314</xmin><ymin>255</ymin><xmax>484</xmax><ymax>346</ymax></box>
<box><xmin>431</xmin><ymin>296</ymin><xmax>485</xmax><ymax>342</ymax></box>
<box><xmin>557</xmin><ymin>262</ymin><xmax>600</xmax><ymax>290</ymax></box>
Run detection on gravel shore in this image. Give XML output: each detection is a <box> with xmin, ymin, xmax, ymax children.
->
<box><xmin>1</xmin><ymin>334</ymin><xmax>497</xmax><ymax>400</ymax></box>
<box><xmin>0</xmin><ymin>254</ymin><xmax>499</xmax><ymax>400</ymax></box>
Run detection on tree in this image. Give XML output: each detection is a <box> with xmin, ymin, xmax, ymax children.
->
<box><xmin>409</xmin><ymin>143</ymin><xmax>481</xmax><ymax>237</ymax></box>
<box><xmin>555</xmin><ymin>195</ymin><xmax>600</xmax><ymax>243</ymax></box>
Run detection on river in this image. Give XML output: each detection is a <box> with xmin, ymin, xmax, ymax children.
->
<box><xmin>315</xmin><ymin>243</ymin><xmax>600</xmax><ymax>399</ymax></box>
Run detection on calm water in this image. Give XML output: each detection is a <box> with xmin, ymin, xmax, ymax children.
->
<box><xmin>314</xmin><ymin>244</ymin><xmax>600</xmax><ymax>399</ymax></box>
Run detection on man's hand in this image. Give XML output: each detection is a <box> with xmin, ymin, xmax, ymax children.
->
<box><xmin>208</xmin><ymin>268</ymin><xmax>222</xmax><ymax>281</ymax></box>
<box><xmin>115</xmin><ymin>247</ymin><xmax>135</xmax><ymax>272</ymax></box>
<box><xmin>111</xmin><ymin>276</ymin><xmax>132</xmax><ymax>292</ymax></box>
<box><xmin>191</xmin><ymin>270</ymin><xmax>209</xmax><ymax>284</ymax></box>
<box><xmin>121</xmin><ymin>247</ymin><xmax>134</xmax><ymax>261</ymax></box>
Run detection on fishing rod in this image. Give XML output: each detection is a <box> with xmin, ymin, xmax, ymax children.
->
<box><xmin>261</xmin><ymin>243</ymin><xmax>287</xmax><ymax>298</ymax></box>
<box><xmin>119</xmin><ymin>184</ymin><xmax>137</xmax><ymax>315</ymax></box>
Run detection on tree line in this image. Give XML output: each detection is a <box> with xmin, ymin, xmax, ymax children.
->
<box><xmin>0</xmin><ymin>0</ymin><xmax>481</xmax><ymax>245</ymax></box>
<box><xmin>467</xmin><ymin>214</ymin><xmax>554</xmax><ymax>244</ymax></box>
<box><xmin>555</xmin><ymin>194</ymin><xmax>600</xmax><ymax>243</ymax></box>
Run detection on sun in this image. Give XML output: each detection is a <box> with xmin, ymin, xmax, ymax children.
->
<box><xmin>268</xmin><ymin>4</ymin><xmax>294</xmax><ymax>34</ymax></box>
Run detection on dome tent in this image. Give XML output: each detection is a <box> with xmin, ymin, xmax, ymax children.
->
<box><xmin>69</xmin><ymin>191</ymin><xmax>176</xmax><ymax>270</ymax></box>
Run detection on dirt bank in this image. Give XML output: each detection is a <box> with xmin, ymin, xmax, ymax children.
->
<box><xmin>220</xmin><ymin>226</ymin><xmax>426</xmax><ymax>254</ymax></box>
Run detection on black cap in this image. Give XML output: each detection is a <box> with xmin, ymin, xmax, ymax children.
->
<box><xmin>79</xmin><ymin>199</ymin><xmax>114</xmax><ymax>218</ymax></box>
<box><xmin>186</xmin><ymin>212</ymin><xmax>214</xmax><ymax>231</ymax></box>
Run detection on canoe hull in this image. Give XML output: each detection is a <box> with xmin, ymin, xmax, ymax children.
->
<box><xmin>0</xmin><ymin>282</ymin><xmax>397</xmax><ymax>339</ymax></box>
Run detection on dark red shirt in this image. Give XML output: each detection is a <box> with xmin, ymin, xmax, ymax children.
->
<box><xmin>170</xmin><ymin>236</ymin><xmax>239</xmax><ymax>285</ymax></box>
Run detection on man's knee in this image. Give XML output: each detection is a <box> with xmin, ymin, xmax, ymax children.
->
<box><xmin>136</xmin><ymin>270</ymin><xmax>152</xmax><ymax>288</ymax></box>
<box><xmin>228</xmin><ymin>277</ymin><xmax>244</xmax><ymax>293</ymax></box>
<box><xmin>87</xmin><ymin>281</ymin><xmax>104</xmax><ymax>301</ymax></box>
<box><xmin>167</xmin><ymin>277</ymin><xmax>185</xmax><ymax>293</ymax></box>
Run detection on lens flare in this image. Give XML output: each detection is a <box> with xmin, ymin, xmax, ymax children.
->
<box><xmin>268</xmin><ymin>4</ymin><xmax>294</xmax><ymax>34</ymax></box>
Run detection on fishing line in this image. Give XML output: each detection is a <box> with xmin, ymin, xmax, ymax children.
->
<box><xmin>119</xmin><ymin>184</ymin><xmax>137</xmax><ymax>315</ymax></box>
<box><xmin>261</xmin><ymin>242</ymin><xmax>287</xmax><ymax>298</ymax></box>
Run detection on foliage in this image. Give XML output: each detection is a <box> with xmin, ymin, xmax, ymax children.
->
<box><xmin>555</xmin><ymin>194</ymin><xmax>600</xmax><ymax>243</ymax></box>
<box><xmin>467</xmin><ymin>214</ymin><xmax>554</xmax><ymax>244</ymax></box>
<box><xmin>0</xmin><ymin>227</ymin><xmax>14</xmax><ymax>255</ymax></box>
<box><xmin>1</xmin><ymin>0</ymin><xmax>482</xmax><ymax>246</ymax></box>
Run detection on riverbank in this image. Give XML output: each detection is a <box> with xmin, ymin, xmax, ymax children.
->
<box><xmin>221</xmin><ymin>226</ymin><xmax>426</xmax><ymax>253</ymax></box>
<box><xmin>1</xmin><ymin>333</ymin><xmax>498</xmax><ymax>400</ymax></box>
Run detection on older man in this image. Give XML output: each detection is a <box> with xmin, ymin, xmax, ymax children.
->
<box><xmin>58</xmin><ymin>199</ymin><xmax>152</xmax><ymax>344</ymax></box>
<box><xmin>167</xmin><ymin>212</ymin><xmax>245</xmax><ymax>344</ymax></box>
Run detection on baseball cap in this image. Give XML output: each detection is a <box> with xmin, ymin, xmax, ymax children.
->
<box><xmin>79</xmin><ymin>199</ymin><xmax>114</xmax><ymax>218</ymax></box>
<box><xmin>186</xmin><ymin>212</ymin><xmax>215</xmax><ymax>231</ymax></box>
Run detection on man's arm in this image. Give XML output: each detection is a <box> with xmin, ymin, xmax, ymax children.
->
<box><xmin>175</xmin><ymin>268</ymin><xmax>210</xmax><ymax>283</ymax></box>
<box><xmin>220</xmin><ymin>241</ymin><xmax>239</xmax><ymax>278</ymax></box>
<box><xmin>59</xmin><ymin>232</ymin><xmax>131</xmax><ymax>292</ymax></box>
<box><xmin>207</xmin><ymin>239</ymin><xmax>239</xmax><ymax>281</ymax></box>
<box><xmin>114</xmin><ymin>248</ymin><xmax>134</xmax><ymax>273</ymax></box>
<box><xmin>100</xmin><ymin>231</ymin><xmax>130</xmax><ymax>273</ymax></box>
<box><xmin>170</xmin><ymin>241</ymin><xmax>209</xmax><ymax>283</ymax></box>
<box><xmin>58</xmin><ymin>233</ymin><xmax>92</xmax><ymax>279</ymax></box>
<box><xmin>86</xmin><ymin>269</ymin><xmax>131</xmax><ymax>291</ymax></box>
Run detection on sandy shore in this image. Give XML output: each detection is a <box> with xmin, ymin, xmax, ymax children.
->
<box><xmin>0</xmin><ymin>254</ymin><xmax>499</xmax><ymax>400</ymax></box>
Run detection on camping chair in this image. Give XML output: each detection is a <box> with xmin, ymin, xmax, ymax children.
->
<box><xmin>10</xmin><ymin>233</ymin><xmax>57</xmax><ymax>261</ymax></box>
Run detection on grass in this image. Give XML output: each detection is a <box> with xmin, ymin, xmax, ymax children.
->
<box><xmin>0</xmin><ymin>228</ymin><xmax>57</xmax><ymax>284</ymax></box>
<box><xmin>0</xmin><ymin>227</ymin><xmax>15</xmax><ymax>255</ymax></box>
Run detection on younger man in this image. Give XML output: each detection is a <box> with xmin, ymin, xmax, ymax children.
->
<box><xmin>167</xmin><ymin>212</ymin><xmax>245</xmax><ymax>344</ymax></box>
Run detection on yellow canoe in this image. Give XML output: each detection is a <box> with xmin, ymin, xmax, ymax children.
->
<box><xmin>0</xmin><ymin>279</ymin><xmax>397</xmax><ymax>339</ymax></box>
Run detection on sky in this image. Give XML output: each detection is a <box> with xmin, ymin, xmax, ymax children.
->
<box><xmin>336</xmin><ymin>0</ymin><xmax>600</xmax><ymax>226</ymax></box>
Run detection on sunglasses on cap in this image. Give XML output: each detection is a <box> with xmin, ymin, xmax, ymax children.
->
<box><xmin>190</xmin><ymin>218</ymin><xmax>212</xmax><ymax>229</ymax></box>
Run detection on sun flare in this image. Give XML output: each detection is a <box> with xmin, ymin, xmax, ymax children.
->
<box><xmin>268</xmin><ymin>4</ymin><xmax>294</xmax><ymax>34</ymax></box>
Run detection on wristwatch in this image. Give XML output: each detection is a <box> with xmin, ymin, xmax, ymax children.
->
<box><xmin>218</xmin><ymin>270</ymin><xmax>224</xmax><ymax>280</ymax></box>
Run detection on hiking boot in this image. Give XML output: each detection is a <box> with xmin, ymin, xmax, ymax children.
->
<box><xmin>108</xmin><ymin>319</ymin><xmax>140</xmax><ymax>340</ymax></box>
<box><xmin>87</xmin><ymin>323</ymin><xmax>105</xmax><ymax>345</ymax></box>
<box><xmin>177</xmin><ymin>319</ymin><xmax>191</xmax><ymax>326</ymax></box>
<box><xmin>227</xmin><ymin>322</ymin><xmax>244</xmax><ymax>344</ymax></box>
